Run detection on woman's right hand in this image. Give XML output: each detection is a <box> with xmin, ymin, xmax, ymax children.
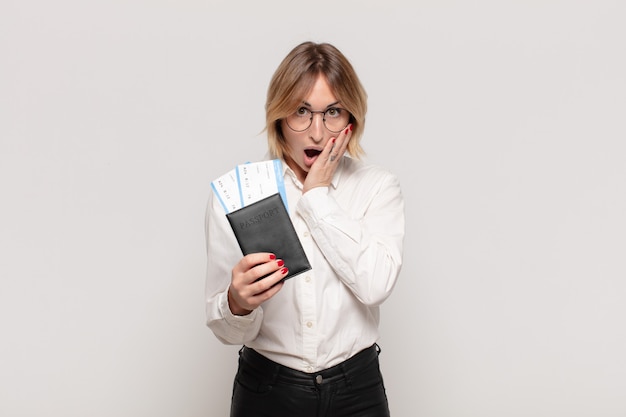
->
<box><xmin>228</xmin><ymin>253</ymin><xmax>288</xmax><ymax>315</ymax></box>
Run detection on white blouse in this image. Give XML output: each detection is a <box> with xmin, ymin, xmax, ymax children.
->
<box><xmin>205</xmin><ymin>157</ymin><xmax>405</xmax><ymax>372</ymax></box>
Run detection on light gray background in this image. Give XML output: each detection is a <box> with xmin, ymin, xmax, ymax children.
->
<box><xmin>1</xmin><ymin>1</ymin><xmax>625</xmax><ymax>416</ymax></box>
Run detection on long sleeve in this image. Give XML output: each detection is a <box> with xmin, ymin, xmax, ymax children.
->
<box><xmin>296</xmin><ymin>160</ymin><xmax>404</xmax><ymax>307</ymax></box>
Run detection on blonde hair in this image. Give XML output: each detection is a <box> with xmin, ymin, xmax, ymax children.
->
<box><xmin>265</xmin><ymin>42</ymin><xmax>367</xmax><ymax>159</ymax></box>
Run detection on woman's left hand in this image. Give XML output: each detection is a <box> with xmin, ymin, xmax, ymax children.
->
<box><xmin>302</xmin><ymin>124</ymin><xmax>352</xmax><ymax>193</ymax></box>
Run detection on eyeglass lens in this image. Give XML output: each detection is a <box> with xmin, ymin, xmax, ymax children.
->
<box><xmin>286</xmin><ymin>108</ymin><xmax>350</xmax><ymax>133</ymax></box>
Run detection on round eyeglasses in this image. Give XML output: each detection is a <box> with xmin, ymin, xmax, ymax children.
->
<box><xmin>285</xmin><ymin>107</ymin><xmax>351</xmax><ymax>133</ymax></box>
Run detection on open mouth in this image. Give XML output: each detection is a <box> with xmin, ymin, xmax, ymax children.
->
<box><xmin>305</xmin><ymin>149</ymin><xmax>322</xmax><ymax>158</ymax></box>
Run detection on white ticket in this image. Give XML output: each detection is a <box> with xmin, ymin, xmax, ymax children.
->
<box><xmin>210</xmin><ymin>168</ymin><xmax>242</xmax><ymax>213</ymax></box>
<box><xmin>237</xmin><ymin>159</ymin><xmax>287</xmax><ymax>210</ymax></box>
<box><xmin>211</xmin><ymin>159</ymin><xmax>287</xmax><ymax>214</ymax></box>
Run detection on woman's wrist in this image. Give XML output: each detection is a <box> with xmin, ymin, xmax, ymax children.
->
<box><xmin>227</xmin><ymin>287</ymin><xmax>252</xmax><ymax>316</ymax></box>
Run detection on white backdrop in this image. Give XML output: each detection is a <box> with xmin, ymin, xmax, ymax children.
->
<box><xmin>1</xmin><ymin>1</ymin><xmax>625</xmax><ymax>416</ymax></box>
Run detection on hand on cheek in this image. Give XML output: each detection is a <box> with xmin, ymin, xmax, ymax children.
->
<box><xmin>303</xmin><ymin>124</ymin><xmax>352</xmax><ymax>193</ymax></box>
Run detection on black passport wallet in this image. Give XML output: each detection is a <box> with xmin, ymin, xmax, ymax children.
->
<box><xmin>226</xmin><ymin>193</ymin><xmax>311</xmax><ymax>281</ymax></box>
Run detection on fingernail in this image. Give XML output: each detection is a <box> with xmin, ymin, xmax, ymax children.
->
<box><xmin>269</xmin><ymin>254</ymin><xmax>276</xmax><ymax>260</ymax></box>
<box><xmin>277</xmin><ymin>260</ymin><xmax>284</xmax><ymax>267</ymax></box>
<box><xmin>281</xmin><ymin>267</ymin><xmax>288</xmax><ymax>275</ymax></box>
<box><xmin>349</xmin><ymin>124</ymin><xmax>353</xmax><ymax>131</ymax></box>
<box><xmin>344</xmin><ymin>127</ymin><xmax>349</xmax><ymax>134</ymax></box>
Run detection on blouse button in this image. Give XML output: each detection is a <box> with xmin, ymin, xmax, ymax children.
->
<box><xmin>306</xmin><ymin>321</ymin><xmax>313</xmax><ymax>328</ymax></box>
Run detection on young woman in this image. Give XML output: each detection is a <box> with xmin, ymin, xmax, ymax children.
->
<box><xmin>205</xmin><ymin>41</ymin><xmax>405</xmax><ymax>417</ymax></box>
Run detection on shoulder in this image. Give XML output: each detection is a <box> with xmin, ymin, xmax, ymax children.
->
<box><xmin>340</xmin><ymin>157</ymin><xmax>400</xmax><ymax>186</ymax></box>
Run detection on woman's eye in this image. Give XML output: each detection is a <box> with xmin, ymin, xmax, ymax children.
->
<box><xmin>326</xmin><ymin>108</ymin><xmax>341</xmax><ymax>117</ymax></box>
<box><xmin>296</xmin><ymin>107</ymin><xmax>310</xmax><ymax>117</ymax></box>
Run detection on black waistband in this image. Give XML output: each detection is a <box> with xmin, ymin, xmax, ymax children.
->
<box><xmin>239</xmin><ymin>344</ymin><xmax>380</xmax><ymax>386</ymax></box>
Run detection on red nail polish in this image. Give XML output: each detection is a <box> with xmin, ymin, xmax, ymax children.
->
<box><xmin>277</xmin><ymin>260</ymin><xmax>284</xmax><ymax>267</ymax></box>
<box><xmin>344</xmin><ymin>127</ymin><xmax>349</xmax><ymax>134</ymax></box>
<box><xmin>281</xmin><ymin>267</ymin><xmax>288</xmax><ymax>275</ymax></box>
<box><xmin>269</xmin><ymin>254</ymin><xmax>276</xmax><ymax>260</ymax></box>
<box><xmin>349</xmin><ymin>124</ymin><xmax>353</xmax><ymax>131</ymax></box>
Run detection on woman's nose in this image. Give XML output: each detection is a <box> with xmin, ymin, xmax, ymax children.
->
<box><xmin>308</xmin><ymin>113</ymin><xmax>325</xmax><ymax>142</ymax></box>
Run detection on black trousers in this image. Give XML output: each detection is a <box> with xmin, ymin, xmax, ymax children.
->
<box><xmin>230</xmin><ymin>344</ymin><xmax>390</xmax><ymax>417</ymax></box>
